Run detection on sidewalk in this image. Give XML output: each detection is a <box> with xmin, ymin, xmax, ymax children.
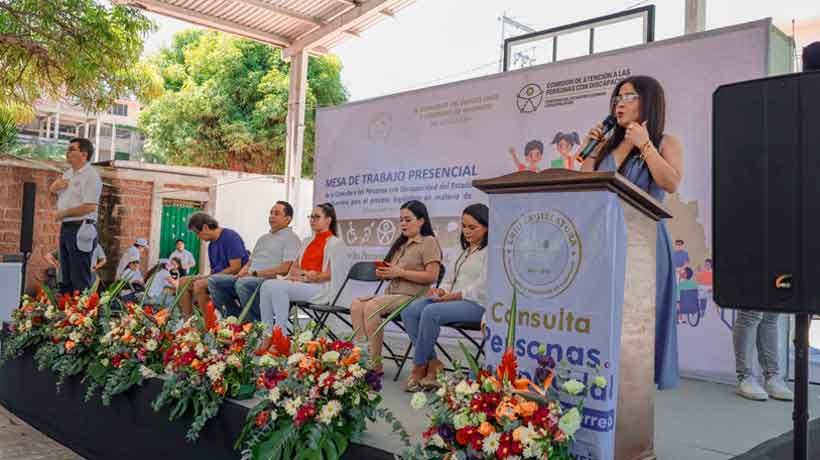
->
<box><xmin>0</xmin><ymin>404</ymin><xmax>83</xmax><ymax>460</ymax></box>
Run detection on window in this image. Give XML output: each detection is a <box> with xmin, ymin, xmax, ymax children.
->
<box><xmin>108</xmin><ymin>103</ymin><xmax>128</xmax><ymax>117</ymax></box>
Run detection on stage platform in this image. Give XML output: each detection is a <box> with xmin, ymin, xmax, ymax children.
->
<box><xmin>0</xmin><ymin>351</ymin><xmax>818</xmax><ymax>460</ymax></box>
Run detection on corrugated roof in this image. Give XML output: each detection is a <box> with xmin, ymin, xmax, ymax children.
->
<box><xmin>114</xmin><ymin>0</ymin><xmax>416</xmax><ymax>55</ymax></box>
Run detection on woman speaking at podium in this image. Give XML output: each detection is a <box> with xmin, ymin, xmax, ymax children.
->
<box><xmin>581</xmin><ymin>75</ymin><xmax>684</xmax><ymax>390</ymax></box>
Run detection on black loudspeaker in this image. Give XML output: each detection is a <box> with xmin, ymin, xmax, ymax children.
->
<box><xmin>713</xmin><ymin>71</ymin><xmax>820</xmax><ymax>314</ymax></box>
<box><xmin>20</xmin><ymin>182</ymin><xmax>35</xmax><ymax>254</ymax></box>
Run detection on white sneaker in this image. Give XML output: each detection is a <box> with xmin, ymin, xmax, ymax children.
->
<box><xmin>765</xmin><ymin>376</ymin><xmax>794</xmax><ymax>401</ymax></box>
<box><xmin>737</xmin><ymin>377</ymin><xmax>768</xmax><ymax>401</ymax></box>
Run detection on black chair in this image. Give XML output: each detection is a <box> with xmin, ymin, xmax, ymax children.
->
<box><xmin>389</xmin><ymin>264</ymin><xmax>487</xmax><ymax>380</ymax></box>
<box><xmin>299</xmin><ymin>261</ymin><xmax>384</xmax><ymax>340</ymax></box>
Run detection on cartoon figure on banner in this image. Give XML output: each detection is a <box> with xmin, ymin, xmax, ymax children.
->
<box><xmin>376</xmin><ymin>219</ymin><xmax>396</xmax><ymax>245</ymax></box>
<box><xmin>550</xmin><ymin>131</ymin><xmax>582</xmax><ymax>170</ymax></box>
<box><xmin>677</xmin><ymin>267</ymin><xmax>703</xmax><ymax>327</ymax></box>
<box><xmin>508</xmin><ymin>139</ymin><xmax>544</xmax><ymax>172</ymax></box>
<box><xmin>345</xmin><ymin>221</ymin><xmax>358</xmax><ymax>245</ymax></box>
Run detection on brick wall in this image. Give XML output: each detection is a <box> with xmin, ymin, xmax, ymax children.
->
<box><xmin>0</xmin><ymin>162</ymin><xmax>155</xmax><ymax>294</ymax></box>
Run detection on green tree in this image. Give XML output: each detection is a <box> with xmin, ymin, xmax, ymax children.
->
<box><xmin>0</xmin><ymin>1</ymin><xmax>160</xmax><ymax>117</ymax></box>
<box><xmin>139</xmin><ymin>30</ymin><xmax>348</xmax><ymax>176</ymax></box>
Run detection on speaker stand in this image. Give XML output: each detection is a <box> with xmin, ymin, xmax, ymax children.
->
<box><xmin>793</xmin><ymin>312</ymin><xmax>811</xmax><ymax>460</ymax></box>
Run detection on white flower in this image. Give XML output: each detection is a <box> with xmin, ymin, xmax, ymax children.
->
<box><xmin>45</xmin><ymin>308</ymin><xmax>55</xmax><ymax>319</ymax></box>
<box><xmin>206</xmin><ymin>362</ymin><xmax>226</xmax><ymax>382</ymax></box>
<box><xmin>69</xmin><ymin>331</ymin><xmax>82</xmax><ymax>342</ymax></box>
<box><xmin>321</xmin><ymin>350</ymin><xmax>340</xmax><ymax>364</ymax></box>
<box><xmin>522</xmin><ymin>446</ymin><xmax>536</xmax><ymax>458</ymax></box>
<box><xmin>332</xmin><ymin>381</ymin><xmax>347</xmax><ymax>396</ymax></box>
<box><xmin>267</xmin><ymin>388</ymin><xmax>280</xmax><ymax>403</ymax></box>
<box><xmin>226</xmin><ymin>355</ymin><xmax>242</xmax><ymax>368</ymax></box>
<box><xmin>517</xmin><ymin>424</ymin><xmax>535</xmax><ymax>447</ymax></box>
<box><xmin>195</xmin><ymin>344</ymin><xmax>206</xmax><ymax>357</ymax></box>
<box><xmin>482</xmin><ymin>432</ymin><xmax>501</xmax><ymax>455</ymax></box>
<box><xmin>139</xmin><ymin>365</ymin><xmax>157</xmax><ymax>379</ymax></box>
<box><xmin>284</xmin><ymin>397</ymin><xmax>302</xmax><ymax>417</ymax></box>
<box><xmin>559</xmin><ymin>408</ymin><xmax>582</xmax><ymax>437</ymax></box>
<box><xmin>455</xmin><ymin>380</ymin><xmax>479</xmax><ymax>396</ymax></box>
<box><xmin>350</xmin><ymin>365</ymin><xmax>366</xmax><ymax>378</ymax></box>
<box><xmin>429</xmin><ymin>434</ymin><xmax>446</xmax><ymax>448</ymax></box>
<box><xmin>593</xmin><ymin>375</ymin><xmax>608</xmax><ymax>389</ymax></box>
<box><xmin>319</xmin><ymin>400</ymin><xmax>342</xmax><ymax>424</ymax></box>
<box><xmin>258</xmin><ymin>355</ymin><xmax>276</xmax><ymax>367</ymax></box>
<box><xmin>145</xmin><ymin>339</ymin><xmax>158</xmax><ymax>352</ymax></box>
<box><xmin>410</xmin><ymin>392</ymin><xmax>427</xmax><ymax>410</ymax></box>
<box><xmin>24</xmin><ymin>320</ymin><xmax>32</xmax><ymax>330</ymax></box>
<box><xmin>561</xmin><ymin>379</ymin><xmax>585</xmax><ymax>396</ymax></box>
<box><xmin>101</xmin><ymin>358</ymin><xmax>109</xmax><ymax>367</ymax></box>
<box><xmin>83</xmin><ymin>316</ymin><xmax>94</xmax><ymax>328</ymax></box>
<box><xmin>287</xmin><ymin>353</ymin><xmax>304</xmax><ymax>366</ymax></box>
<box><xmin>436</xmin><ymin>386</ymin><xmax>447</xmax><ymax>398</ymax></box>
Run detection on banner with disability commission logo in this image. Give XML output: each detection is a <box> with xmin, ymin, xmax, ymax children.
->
<box><xmin>484</xmin><ymin>190</ymin><xmax>625</xmax><ymax>460</ymax></box>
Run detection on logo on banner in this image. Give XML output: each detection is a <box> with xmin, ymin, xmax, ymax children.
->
<box><xmin>516</xmin><ymin>83</ymin><xmax>543</xmax><ymax>113</ymax></box>
<box><xmin>368</xmin><ymin>112</ymin><xmax>392</xmax><ymax>141</ymax></box>
<box><xmin>502</xmin><ymin>210</ymin><xmax>581</xmax><ymax>298</ymax></box>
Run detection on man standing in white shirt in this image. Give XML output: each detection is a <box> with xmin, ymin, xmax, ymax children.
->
<box><xmin>169</xmin><ymin>239</ymin><xmax>196</xmax><ymax>273</ymax></box>
<box><xmin>49</xmin><ymin>138</ymin><xmax>102</xmax><ymax>294</ymax></box>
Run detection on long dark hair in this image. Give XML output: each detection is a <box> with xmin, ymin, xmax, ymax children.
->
<box><xmin>384</xmin><ymin>200</ymin><xmax>435</xmax><ymax>262</ymax></box>
<box><xmin>316</xmin><ymin>202</ymin><xmax>338</xmax><ymax>236</ymax></box>
<box><xmin>460</xmin><ymin>203</ymin><xmax>489</xmax><ymax>250</ymax></box>
<box><xmin>594</xmin><ymin>75</ymin><xmax>666</xmax><ymax>172</ymax></box>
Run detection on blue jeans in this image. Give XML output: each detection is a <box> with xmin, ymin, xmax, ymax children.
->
<box><xmin>207</xmin><ymin>275</ymin><xmax>263</xmax><ymax>321</ymax></box>
<box><xmin>733</xmin><ymin>309</ymin><xmax>781</xmax><ymax>382</ymax></box>
<box><xmin>400</xmin><ymin>298</ymin><xmax>484</xmax><ymax>365</ymax></box>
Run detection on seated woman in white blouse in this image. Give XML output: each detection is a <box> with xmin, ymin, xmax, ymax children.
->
<box><xmin>400</xmin><ymin>203</ymin><xmax>488</xmax><ymax>392</ymax></box>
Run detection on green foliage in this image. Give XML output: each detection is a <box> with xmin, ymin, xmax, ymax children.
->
<box><xmin>0</xmin><ymin>0</ymin><xmax>160</xmax><ymax>118</ymax></box>
<box><xmin>139</xmin><ymin>30</ymin><xmax>348</xmax><ymax>176</ymax></box>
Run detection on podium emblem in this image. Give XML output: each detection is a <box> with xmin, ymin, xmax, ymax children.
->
<box><xmin>502</xmin><ymin>210</ymin><xmax>581</xmax><ymax>299</ymax></box>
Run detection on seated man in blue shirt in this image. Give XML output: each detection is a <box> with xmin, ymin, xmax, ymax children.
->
<box><xmin>178</xmin><ymin>212</ymin><xmax>249</xmax><ymax>318</ymax></box>
<box><xmin>208</xmin><ymin>201</ymin><xmax>300</xmax><ymax>321</ymax></box>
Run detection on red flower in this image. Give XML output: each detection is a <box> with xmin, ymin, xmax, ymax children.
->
<box><xmin>87</xmin><ymin>292</ymin><xmax>100</xmax><ymax>309</ymax></box>
<box><xmin>31</xmin><ymin>316</ymin><xmax>43</xmax><ymax>325</ymax></box>
<box><xmin>268</xmin><ymin>327</ymin><xmax>291</xmax><ymax>357</ymax></box>
<box><xmin>204</xmin><ymin>302</ymin><xmax>217</xmax><ymax>331</ymax></box>
<box><xmin>143</xmin><ymin>305</ymin><xmax>154</xmax><ymax>316</ymax></box>
<box><xmin>255</xmin><ymin>410</ymin><xmax>270</xmax><ymax>428</ymax></box>
<box><xmin>329</xmin><ymin>340</ymin><xmax>354</xmax><ymax>352</ymax></box>
<box><xmin>294</xmin><ymin>403</ymin><xmax>316</xmax><ymax>426</ymax></box>
<box><xmin>180</xmin><ymin>350</ymin><xmax>196</xmax><ymax>366</ymax></box>
<box><xmin>455</xmin><ymin>427</ymin><xmax>479</xmax><ymax>446</ymax></box>
<box><xmin>497</xmin><ymin>348</ymin><xmax>518</xmax><ymax>383</ymax></box>
<box><xmin>496</xmin><ymin>432</ymin><xmax>523</xmax><ymax>459</ymax></box>
<box><xmin>163</xmin><ymin>345</ymin><xmax>177</xmax><ymax>365</ymax></box>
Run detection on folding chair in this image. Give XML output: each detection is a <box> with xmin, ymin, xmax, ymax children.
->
<box><xmin>299</xmin><ymin>261</ymin><xmax>383</xmax><ymax>340</ymax></box>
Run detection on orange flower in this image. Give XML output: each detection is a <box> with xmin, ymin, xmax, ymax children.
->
<box><xmin>73</xmin><ymin>315</ymin><xmax>85</xmax><ymax>326</ymax></box>
<box><xmin>191</xmin><ymin>359</ymin><xmax>202</xmax><ymax>371</ymax></box>
<box><xmin>513</xmin><ymin>378</ymin><xmax>531</xmax><ymax>390</ymax></box>
<box><xmin>305</xmin><ymin>341</ymin><xmax>321</xmax><ymax>356</ymax></box>
<box><xmin>299</xmin><ymin>355</ymin><xmax>317</xmax><ymax>372</ymax></box>
<box><xmin>513</xmin><ymin>426</ymin><xmax>526</xmax><ymax>442</ymax></box>
<box><xmin>478</xmin><ymin>422</ymin><xmax>495</xmax><ymax>436</ymax></box>
<box><xmin>64</xmin><ymin>340</ymin><xmax>76</xmax><ymax>351</ymax></box>
<box><xmin>495</xmin><ymin>398</ymin><xmax>518</xmax><ymax>421</ymax></box>
<box><xmin>211</xmin><ymin>381</ymin><xmax>226</xmax><ymax>395</ymax></box>
<box><xmin>242</xmin><ymin>323</ymin><xmax>253</xmax><ymax>333</ymax></box>
<box><xmin>518</xmin><ymin>400</ymin><xmax>538</xmax><ymax>418</ymax></box>
<box><xmin>154</xmin><ymin>308</ymin><xmax>170</xmax><ymax>326</ymax></box>
<box><xmin>541</xmin><ymin>371</ymin><xmax>555</xmax><ymax>391</ymax></box>
<box><xmin>342</xmin><ymin>348</ymin><xmax>361</xmax><ymax>366</ymax></box>
<box><xmin>497</xmin><ymin>348</ymin><xmax>518</xmax><ymax>383</ymax></box>
<box><xmin>121</xmin><ymin>333</ymin><xmax>133</xmax><ymax>343</ymax></box>
<box><xmin>269</xmin><ymin>327</ymin><xmax>291</xmax><ymax>357</ymax></box>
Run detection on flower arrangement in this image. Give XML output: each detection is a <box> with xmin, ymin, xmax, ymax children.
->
<box><xmin>1</xmin><ymin>288</ymin><xmax>56</xmax><ymax>364</ymax></box>
<box><xmin>33</xmin><ymin>290</ymin><xmax>102</xmax><ymax>390</ymax></box>
<box><xmin>151</xmin><ymin>309</ymin><xmax>266</xmax><ymax>442</ymax></box>
<box><xmin>236</xmin><ymin>327</ymin><xmax>409</xmax><ymax>460</ymax></box>
<box><xmin>408</xmin><ymin>292</ymin><xmax>604</xmax><ymax>460</ymax></box>
<box><xmin>84</xmin><ymin>302</ymin><xmax>174</xmax><ymax>405</ymax></box>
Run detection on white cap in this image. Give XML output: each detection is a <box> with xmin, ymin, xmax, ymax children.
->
<box><xmin>135</xmin><ymin>238</ymin><xmax>149</xmax><ymax>248</ymax></box>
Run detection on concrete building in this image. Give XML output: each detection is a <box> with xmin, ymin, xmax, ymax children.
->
<box><xmin>15</xmin><ymin>97</ymin><xmax>145</xmax><ymax>162</ymax></box>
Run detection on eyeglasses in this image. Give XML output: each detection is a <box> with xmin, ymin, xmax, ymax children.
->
<box><xmin>308</xmin><ymin>214</ymin><xmax>324</xmax><ymax>221</ymax></box>
<box><xmin>611</xmin><ymin>93</ymin><xmax>640</xmax><ymax>105</ymax></box>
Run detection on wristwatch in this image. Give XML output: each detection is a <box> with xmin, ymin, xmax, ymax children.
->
<box><xmin>251</xmin><ymin>270</ymin><xmax>258</xmax><ymax>277</ymax></box>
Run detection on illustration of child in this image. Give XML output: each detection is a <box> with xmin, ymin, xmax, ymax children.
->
<box><xmin>550</xmin><ymin>131</ymin><xmax>582</xmax><ymax>170</ymax></box>
<box><xmin>508</xmin><ymin>139</ymin><xmax>544</xmax><ymax>172</ymax></box>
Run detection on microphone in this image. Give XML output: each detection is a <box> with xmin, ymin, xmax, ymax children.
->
<box><xmin>577</xmin><ymin>115</ymin><xmax>617</xmax><ymax>162</ymax></box>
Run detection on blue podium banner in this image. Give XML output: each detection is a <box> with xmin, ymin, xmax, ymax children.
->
<box><xmin>484</xmin><ymin>190</ymin><xmax>626</xmax><ymax>460</ymax></box>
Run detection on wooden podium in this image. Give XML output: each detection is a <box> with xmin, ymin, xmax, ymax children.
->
<box><xmin>474</xmin><ymin>169</ymin><xmax>672</xmax><ymax>460</ymax></box>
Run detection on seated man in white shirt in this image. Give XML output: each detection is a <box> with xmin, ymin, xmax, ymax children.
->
<box><xmin>169</xmin><ymin>239</ymin><xmax>197</xmax><ymax>273</ymax></box>
<box><xmin>208</xmin><ymin>201</ymin><xmax>300</xmax><ymax>321</ymax></box>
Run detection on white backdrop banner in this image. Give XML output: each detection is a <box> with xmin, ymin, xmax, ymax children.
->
<box><xmin>315</xmin><ymin>22</ymin><xmax>769</xmax><ymax>383</ymax></box>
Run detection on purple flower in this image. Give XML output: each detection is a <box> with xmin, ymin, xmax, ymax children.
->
<box><xmin>536</xmin><ymin>355</ymin><xmax>556</xmax><ymax>369</ymax></box>
<box><xmin>437</xmin><ymin>424</ymin><xmax>455</xmax><ymax>443</ymax></box>
<box><xmin>535</xmin><ymin>366</ymin><xmax>550</xmax><ymax>383</ymax></box>
<box><xmin>365</xmin><ymin>370</ymin><xmax>382</xmax><ymax>391</ymax></box>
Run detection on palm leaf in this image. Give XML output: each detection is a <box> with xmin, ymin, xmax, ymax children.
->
<box><xmin>366</xmin><ymin>287</ymin><xmax>427</xmax><ymax>338</ymax></box>
<box><xmin>458</xmin><ymin>341</ymin><xmax>481</xmax><ymax>376</ymax></box>
<box><xmin>506</xmin><ymin>288</ymin><xmax>518</xmax><ymax>350</ymax></box>
<box><xmin>237</xmin><ymin>280</ymin><xmax>261</xmax><ymax>323</ymax></box>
